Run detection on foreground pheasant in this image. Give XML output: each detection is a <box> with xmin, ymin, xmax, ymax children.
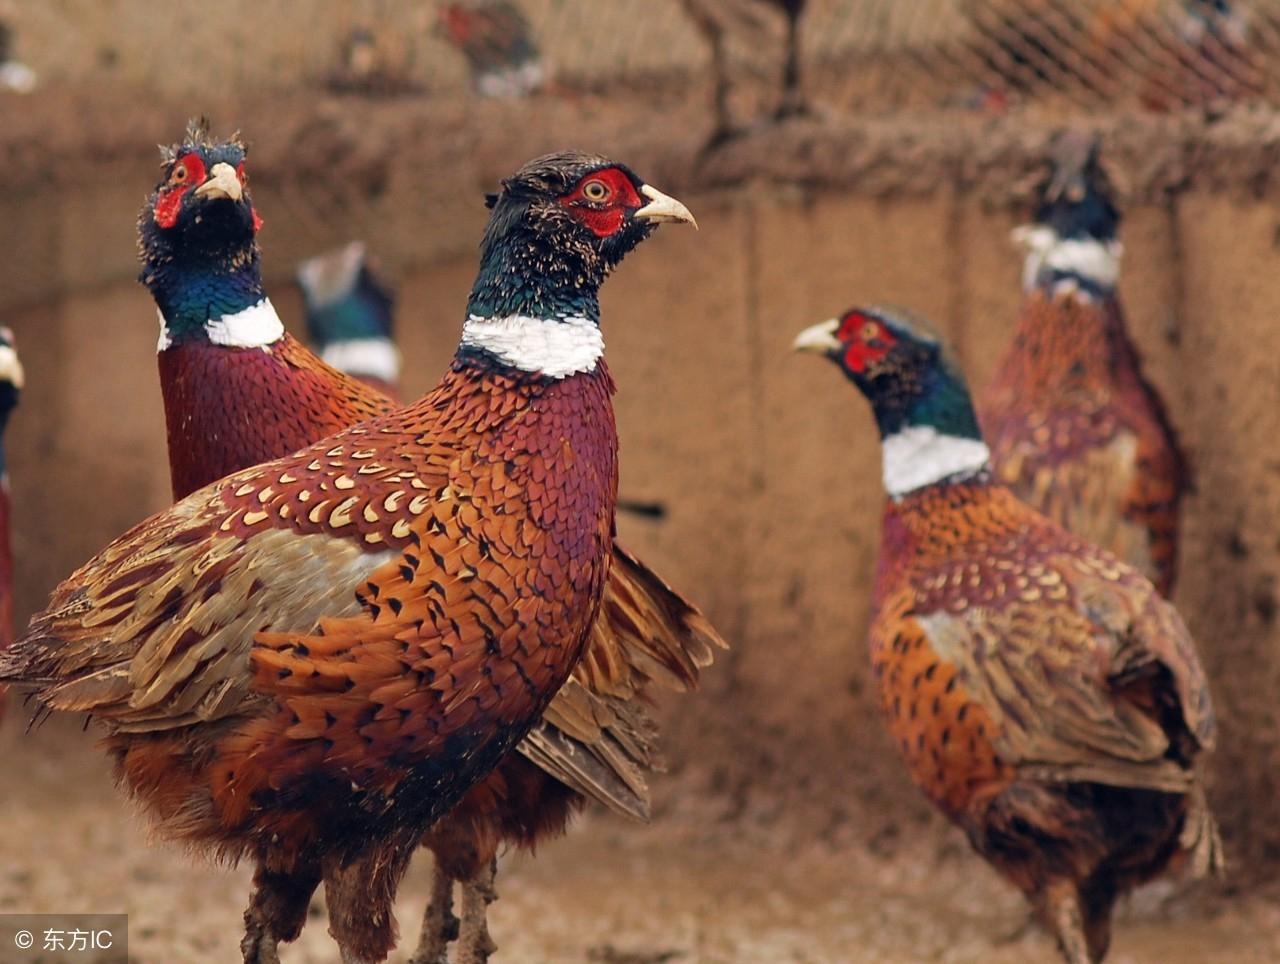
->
<box><xmin>138</xmin><ymin>124</ymin><xmax>721</xmax><ymax>963</ymax></box>
<box><xmin>980</xmin><ymin>131</ymin><xmax>1188</xmax><ymax>597</ymax></box>
<box><xmin>794</xmin><ymin>306</ymin><xmax>1219</xmax><ymax>964</ymax></box>
<box><xmin>0</xmin><ymin>327</ymin><xmax>21</xmax><ymax>714</ymax></box>
<box><xmin>296</xmin><ymin>241</ymin><xmax>401</xmax><ymax>398</ymax></box>
<box><xmin>5</xmin><ymin>150</ymin><xmax>699</xmax><ymax>964</ymax></box>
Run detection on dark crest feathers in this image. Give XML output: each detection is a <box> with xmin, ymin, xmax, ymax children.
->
<box><xmin>157</xmin><ymin>117</ymin><xmax>245</xmax><ymax>166</ymax></box>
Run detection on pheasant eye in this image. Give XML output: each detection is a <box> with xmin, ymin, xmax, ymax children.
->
<box><xmin>861</xmin><ymin>321</ymin><xmax>880</xmax><ymax>341</ymax></box>
<box><xmin>171</xmin><ymin>164</ymin><xmax>189</xmax><ymax>184</ymax></box>
<box><xmin>582</xmin><ymin>179</ymin><xmax>610</xmax><ymax>202</ymax></box>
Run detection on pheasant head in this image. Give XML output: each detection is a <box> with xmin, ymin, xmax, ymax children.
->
<box><xmin>1015</xmin><ymin>130</ymin><xmax>1122</xmax><ymax>296</ymax></box>
<box><xmin>460</xmin><ymin>151</ymin><xmax>695</xmax><ymax>378</ymax></box>
<box><xmin>138</xmin><ymin>118</ymin><xmax>276</xmax><ymax>349</ymax></box>
<box><xmin>794</xmin><ymin>305</ymin><xmax>990</xmax><ymax>498</ymax></box>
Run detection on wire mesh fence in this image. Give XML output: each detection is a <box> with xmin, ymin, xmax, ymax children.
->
<box><xmin>4</xmin><ymin>0</ymin><xmax>1280</xmax><ymax>317</ymax></box>
<box><xmin>5</xmin><ymin>0</ymin><xmax>1280</xmax><ymax>115</ymax></box>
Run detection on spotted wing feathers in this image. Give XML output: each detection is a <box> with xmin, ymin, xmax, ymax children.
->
<box><xmin>916</xmin><ymin>542</ymin><xmax>1213</xmax><ymax>795</ymax></box>
<box><xmin>6</xmin><ymin>482</ymin><xmax>394</xmax><ymax>734</ymax></box>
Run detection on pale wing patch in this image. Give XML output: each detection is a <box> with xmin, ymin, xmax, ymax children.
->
<box><xmin>43</xmin><ymin>517</ymin><xmax>396</xmax><ymax>733</ymax></box>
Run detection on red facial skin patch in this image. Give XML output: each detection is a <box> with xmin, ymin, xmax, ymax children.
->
<box><xmin>838</xmin><ymin>311</ymin><xmax>898</xmax><ymax>372</ymax></box>
<box><xmin>558</xmin><ymin>168</ymin><xmax>643</xmax><ymax>238</ymax></box>
<box><xmin>154</xmin><ymin>153</ymin><xmax>208</xmax><ymax>229</ymax></box>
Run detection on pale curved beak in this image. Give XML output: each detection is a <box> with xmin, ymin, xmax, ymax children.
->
<box><xmin>635</xmin><ymin>184</ymin><xmax>697</xmax><ymax>229</ymax></box>
<box><xmin>194</xmin><ymin>162</ymin><xmax>243</xmax><ymax>203</ymax></box>
<box><xmin>792</xmin><ymin>318</ymin><xmax>841</xmax><ymax>355</ymax></box>
<box><xmin>0</xmin><ymin>331</ymin><xmax>24</xmax><ymax>390</ymax></box>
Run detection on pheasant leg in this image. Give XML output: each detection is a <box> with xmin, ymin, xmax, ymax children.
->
<box><xmin>775</xmin><ymin>3</ymin><xmax>809</xmax><ymax>119</ymax></box>
<box><xmin>455</xmin><ymin>858</ymin><xmax>499</xmax><ymax>964</ymax></box>
<box><xmin>1039</xmin><ymin>879</ymin><xmax>1093</xmax><ymax>964</ymax></box>
<box><xmin>408</xmin><ymin>860</ymin><xmax>459</xmax><ymax>964</ymax></box>
<box><xmin>240</xmin><ymin>860</ymin><xmax>320</xmax><ymax>964</ymax></box>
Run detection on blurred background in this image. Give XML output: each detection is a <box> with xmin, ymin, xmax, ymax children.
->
<box><xmin>2</xmin><ymin>0</ymin><xmax>1280</xmax><ymax>961</ymax></box>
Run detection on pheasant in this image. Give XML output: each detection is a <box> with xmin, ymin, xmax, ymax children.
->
<box><xmin>296</xmin><ymin>242</ymin><xmax>401</xmax><ymax>398</ymax></box>
<box><xmin>980</xmin><ymin>132</ymin><xmax>1189</xmax><ymax>597</ymax></box>
<box><xmin>326</xmin><ymin>25</ymin><xmax>420</xmax><ymax>97</ymax></box>
<box><xmin>0</xmin><ymin>4</ymin><xmax>35</xmax><ymax>95</ymax></box>
<box><xmin>794</xmin><ymin>306</ymin><xmax>1219</xmax><ymax>964</ymax></box>
<box><xmin>140</xmin><ymin>122</ymin><xmax>722</xmax><ymax>964</ymax></box>
<box><xmin>5</xmin><ymin>149</ymin><xmax>699</xmax><ymax>964</ymax></box>
<box><xmin>437</xmin><ymin>0</ymin><xmax>545</xmax><ymax>99</ymax></box>
<box><xmin>679</xmin><ymin>0</ymin><xmax>809</xmax><ymax>147</ymax></box>
<box><xmin>0</xmin><ymin>327</ymin><xmax>21</xmax><ymax>715</ymax></box>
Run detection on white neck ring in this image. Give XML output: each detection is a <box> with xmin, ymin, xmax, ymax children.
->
<box><xmin>1014</xmin><ymin>225</ymin><xmax>1122</xmax><ymax>294</ymax></box>
<box><xmin>156</xmin><ymin>298</ymin><xmax>285</xmax><ymax>352</ymax></box>
<box><xmin>460</xmin><ymin>313</ymin><xmax>602</xmax><ymax>379</ymax></box>
<box><xmin>882</xmin><ymin>425</ymin><xmax>990</xmax><ymax>498</ymax></box>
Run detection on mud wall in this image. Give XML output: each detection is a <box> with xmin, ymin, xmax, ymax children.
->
<box><xmin>4</xmin><ymin>114</ymin><xmax>1280</xmax><ymax>871</ymax></box>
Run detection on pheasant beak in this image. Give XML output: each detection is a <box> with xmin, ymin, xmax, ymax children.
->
<box><xmin>194</xmin><ymin>162</ymin><xmax>243</xmax><ymax>203</ymax></box>
<box><xmin>0</xmin><ymin>332</ymin><xmax>24</xmax><ymax>391</ymax></box>
<box><xmin>635</xmin><ymin>184</ymin><xmax>697</xmax><ymax>229</ymax></box>
<box><xmin>792</xmin><ymin>319</ymin><xmax>841</xmax><ymax>355</ymax></box>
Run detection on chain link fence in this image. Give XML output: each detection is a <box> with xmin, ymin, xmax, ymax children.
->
<box><xmin>4</xmin><ymin>0</ymin><xmax>1280</xmax><ymax>314</ymax></box>
<box><xmin>5</xmin><ymin>1</ymin><xmax>1279</xmax><ymax>113</ymax></box>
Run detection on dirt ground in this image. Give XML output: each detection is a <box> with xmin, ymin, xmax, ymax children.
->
<box><xmin>0</xmin><ymin>716</ymin><xmax>1273</xmax><ymax>964</ymax></box>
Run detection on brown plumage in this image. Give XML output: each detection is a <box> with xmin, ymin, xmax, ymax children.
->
<box><xmin>795</xmin><ymin>306</ymin><xmax>1219</xmax><ymax>964</ymax></box>
<box><xmin>5</xmin><ymin>151</ymin><xmax>703</xmax><ymax>963</ymax></box>
<box><xmin>980</xmin><ymin>133</ymin><xmax>1189</xmax><ymax>597</ymax></box>
<box><xmin>141</xmin><ymin>129</ymin><xmax>723</xmax><ymax>963</ymax></box>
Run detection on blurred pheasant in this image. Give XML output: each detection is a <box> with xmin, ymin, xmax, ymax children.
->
<box><xmin>0</xmin><ymin>327</ymin><xmax>21</xmax><ymax>715</ymax></box>
<box><xmin>6</xmin><ymin>148</ymin><xmax>700</xmax><ymax>964</ymax></box>
<box><xmin>679</xmin><ymin>0</ymin><xmax>809</xmax><ymax>146</ymax></box>
<box><xmin>980</xmin><ymin>132</ymin><xmax>1189</xmax><ymax>597</ymax></box>
<box><xmin>296</xmin><ymin>242</ymin><xmax>401</xmax><ymax>398</ymax></box>
<box><xmin>794</xmin><ymin>306</ymin><xmax>1219</xmax><ymax>964</ymax></box>
<box><xmin>0</xmin><ymin>6</ymin><xmax>35</xmax><ymax>94</ymax></box>
<box><xmin>438</xmin><ymin>0</ymin><xmax>545</xmax><ymax>98</ymax></box>
<box><xmin>327</xmin><ymin>25</ymin><xmax>420</xmax><ymax>96</ymax></box>
<box><xmin>141</xmin><ymin>124</ymin><xmax>720</xmax><ymax>964</ymax></box>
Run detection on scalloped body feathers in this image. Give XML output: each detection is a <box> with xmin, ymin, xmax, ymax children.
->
<box><xmin>872</xmin><ymin>477</ymin><xmax>1217</xmax><ymax>964</ymax></box>
<box><xmin>980</xmin><ymin>289</ymin><xmax>1189</xmax><ymax>597</ymax></box>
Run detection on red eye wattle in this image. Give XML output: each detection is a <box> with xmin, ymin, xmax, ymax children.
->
<box><xmin>558</xmin><ymin>167</ymin><xmax>643</xmax><ymax>238</ymax></box>
<box><xmin>836</xmin><ymin>312</ymin><xmax>896</xmax><ymax>372</ymax></box>
<box><xmin>153</xmin><ymin>154</ymin><xmax>208</xmax><ymax>229</ymax></box>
